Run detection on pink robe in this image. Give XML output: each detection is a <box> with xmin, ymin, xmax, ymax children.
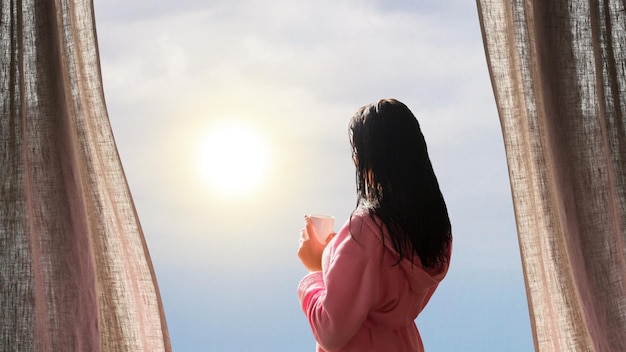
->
<box><xmin>298</xmin><ymin>209</ymin><xmax>451</xmax><ymax>352</ymax></box>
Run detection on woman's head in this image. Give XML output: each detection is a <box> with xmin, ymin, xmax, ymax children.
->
<box><xmin>349</xmin><ymin>99</ymin><xmax>431</xmax><ymax>204</ymax></box>
<box><xmin>349</xmin><ymin>99</ymin><xmax>450</xmax><ymax>268</ymax></box>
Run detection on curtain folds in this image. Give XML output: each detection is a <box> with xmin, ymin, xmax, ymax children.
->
<box><xmin>1</xmin><ymin>0</ymin><xmax>171</xmax><ymax>351</ymax></box>
<box><xmin>477</xmin><ymin>0</ymin><xmax>626</xmax><ymax>351</ymax></box>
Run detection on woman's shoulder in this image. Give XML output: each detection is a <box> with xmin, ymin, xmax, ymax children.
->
<box><xmin>333</xmin><ymin>208</ymin><xmax>385</xmax><ymax>251</ymax></box>
<box><xmin>350</xmin><ymin>208</ymin><xmax>385</xmax><ymax>235</ymax></box>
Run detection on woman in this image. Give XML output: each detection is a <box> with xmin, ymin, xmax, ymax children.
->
<box><xmin>297</xmin><ymin>98</ymin><xmax>452</xmax><ymax>352</ymax></box>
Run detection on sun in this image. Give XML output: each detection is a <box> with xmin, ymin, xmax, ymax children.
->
<box><xmin>196</xmin><ymin>120</ymin><xmax>271</xmax><ymax>198</ymax></box>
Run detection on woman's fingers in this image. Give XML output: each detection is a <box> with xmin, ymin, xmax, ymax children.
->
<box><xmin>300</xmin><ymin>227</ymin><xmax>309</xmax><ymax>241</ymax></box>
<box><xmin>304</xmin><ymin>216</ymin><xmax>322</xmax><ymax>244</ymax></box>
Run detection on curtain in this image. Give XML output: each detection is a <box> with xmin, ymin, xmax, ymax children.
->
<box><xmin>477</xmin><ymin>0</ymin><xmax>626</xmax><ymax>351</ymax></box>
<box><xmin>0</xmin><ymin>0</ymin><xmax>171</xmax><ymax>351</ymax></box>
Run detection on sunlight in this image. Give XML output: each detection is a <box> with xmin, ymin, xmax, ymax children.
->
<box><xmin>196</xmin><ymin>120</ymin><xmax>271</xmax><ymax>199</ymax></box>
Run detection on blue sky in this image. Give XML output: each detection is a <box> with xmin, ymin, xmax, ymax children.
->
<box><xmin>94</xmin><ymin>1</ymin><xmax>533</xmax><ymax>351</ymax></box>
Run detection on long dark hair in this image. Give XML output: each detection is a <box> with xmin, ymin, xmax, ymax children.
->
<box><xmin>349</xmin><ymin>99</ymin><xmax>451</xmax><ymax>268</ymax></box>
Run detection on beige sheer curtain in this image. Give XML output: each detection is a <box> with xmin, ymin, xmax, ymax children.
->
<box><xmin>0</xmin><ymin>0</ymin><xmax>171</xmax><ymax>351</ymax></box>
<box><xmin>477</xmin><ymin>0</ymin><xmax>626</xmax><ymax>351</ymax></box>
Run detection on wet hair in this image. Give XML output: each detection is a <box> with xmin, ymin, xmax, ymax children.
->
<box><xmin>349</xmin><ymin>98</ymin><xmax>451</xmax><ymax>268</ymax></box>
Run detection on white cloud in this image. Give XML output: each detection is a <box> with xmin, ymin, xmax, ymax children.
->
<box><xmin>96</xmin><ymin>0</ymin><xmax>518</xmax><ymax>278</ymax></box>
<box><xmin>94</xmin><ymin>1</ymin><xmax>530</xmax><ymax>350</ymax></box>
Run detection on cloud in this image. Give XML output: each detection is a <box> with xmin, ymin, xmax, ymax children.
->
<box><xmin>97</xmin><ymin>0</ymin><xmax>513</xmax><ymax>266</ymax></box>
<box><xmin>95</xmin><ymin>2</ymin><xmax>531</xmax><ymax>350</ymax></box>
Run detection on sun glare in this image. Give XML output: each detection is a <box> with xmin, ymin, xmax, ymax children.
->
<box><xmin>197</xmin><ymin>120</ymin><xmax>271</xmax><ymax>198</ymax></box>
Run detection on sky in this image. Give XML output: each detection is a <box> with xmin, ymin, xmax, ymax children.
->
<box><xmin>93</xmin><ymin>1</ymin><xmax>533</xmax><ymax>351</ymax></box>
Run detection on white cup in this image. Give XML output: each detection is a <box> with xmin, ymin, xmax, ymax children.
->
<box><xmin>308</xmin><ymin>214</ymin><xmax>335</xmax><ymax>243</ymax></box>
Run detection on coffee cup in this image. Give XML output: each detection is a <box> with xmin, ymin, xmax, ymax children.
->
<box><xmin>308</xmin><ymin>214</ymin><xmax>335</xmax><ymax>243</ymax></box>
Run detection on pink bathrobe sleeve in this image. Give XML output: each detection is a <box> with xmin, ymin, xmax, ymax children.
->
<box><xmin>298</xmin><ymin>211</ymin><xmax>450</xmax><ymax>352</ymax></box>
<box><xmin>298</xmin><ymin>241</ymin><xmax>380</xmax><ymax>351</ymax></box>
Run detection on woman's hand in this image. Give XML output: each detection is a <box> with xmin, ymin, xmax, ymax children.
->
<box><xmin>297</xmin><ymin>216</ymin><xmax>335</xmax><ymax>272</ymax></box>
